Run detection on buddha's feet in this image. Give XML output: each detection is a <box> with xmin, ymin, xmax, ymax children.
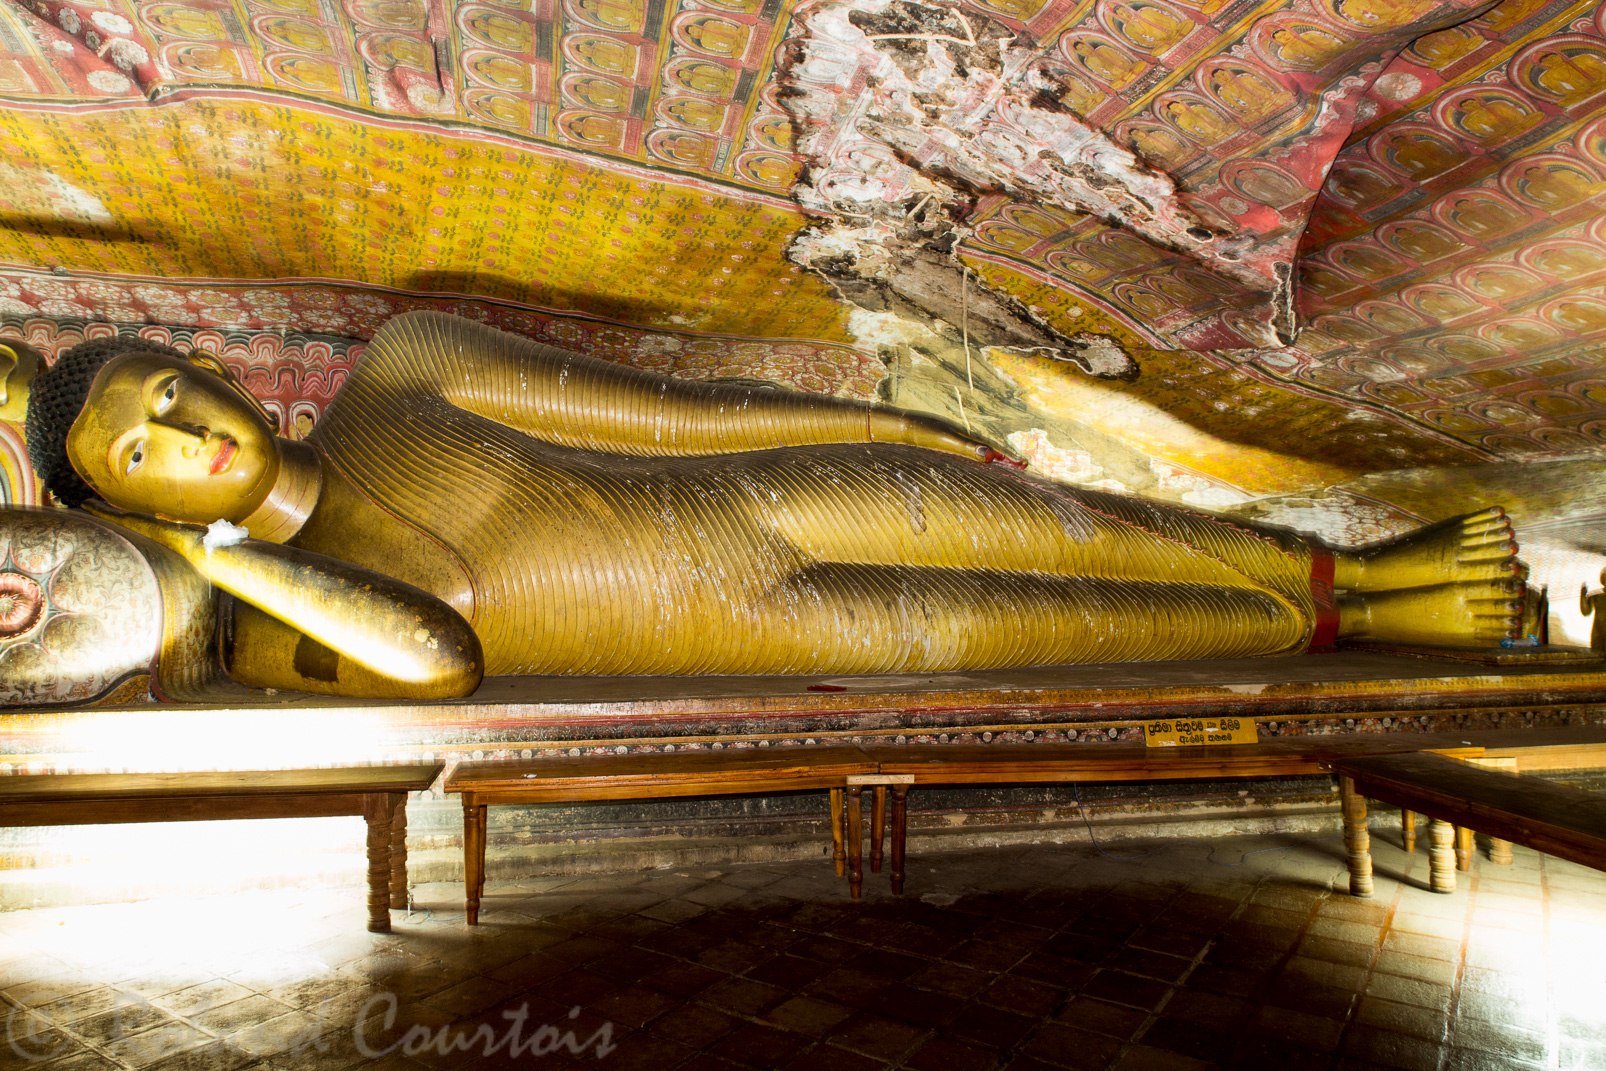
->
<box><xmin>1342</xmin><ymin>578</ymin><xmax>1527</xmax><ymax>646</ymax></box>
<box><xmin>1335</xmin><ymin>507</ymin><xmax>1526</xmax><ymax>593</ymax></box>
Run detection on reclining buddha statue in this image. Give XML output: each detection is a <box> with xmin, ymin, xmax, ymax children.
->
<box><xmin>15</xmin><ymin>312</ymin><xmax>1530</xmax><ymax>701</ymax></box>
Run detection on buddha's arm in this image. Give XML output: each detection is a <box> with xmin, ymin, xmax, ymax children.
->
<box><xmin>223</xmin><ymin>603</ymin><xmax>476</xmax><ymax>699</ymax></box>
<box><xmin>85</xmin><ymin>506</ymin><xmax>483</xmax><ymax>699</ymax></box>
<box><xmin>374</xmin><ymin>311</ymin><xmax>1007</xmax><ymax>461</ymax></box>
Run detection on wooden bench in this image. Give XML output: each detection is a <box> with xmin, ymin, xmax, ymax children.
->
<box><xmin>0</xmin><ymin>765</ymin><xmax>443</xmax><ymax>932</ymax></box>
<box><xmin>854</xmin><ymin>735</ymin><xmax>1504</xmax><ymax>893</ymax></box>
<box><xmin>444</xmin><ymin>727</ymin><xmax>1606</xmax><ymax>915</ymax></box>
<box><xmin>445</xmin><ymin>747</ymin><xmax>878</xmax><ymax>923</ymax></box>
<box><xmin>1328</xmin><ymin>751</ymin><xmax>1606</xmax><ymax>897</ymax></box>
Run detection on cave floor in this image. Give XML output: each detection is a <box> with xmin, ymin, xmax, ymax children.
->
<box><xmin>1</xmin><ymin>830</ymin><xmax>1600</xmax><ymax>1071</ymax></box>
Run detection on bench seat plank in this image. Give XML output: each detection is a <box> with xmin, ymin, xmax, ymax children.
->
<box><xmin>446</xmin><ymin>746</ymin><xmax>878</xmax><ymax>802</ymax></box>
<box><xmin>0</xmin><ymin>765</ymin><xmax>443</xmax><ymax>804</ymax></box>
<box><xmin>869</xmin><ymin>740</ymin><xmax>1487</xmax><ymax>784</ymax></box>
<box><xmin>1</xmin><ymin>793</ymin><xmax>394</xmax><ymax>827</ymax></box>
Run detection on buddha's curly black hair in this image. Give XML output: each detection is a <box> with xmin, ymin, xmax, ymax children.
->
<box><xmin>25</xmin><ymin>335</ymin><xmax>188</xmax><ymax>508</ymax></box>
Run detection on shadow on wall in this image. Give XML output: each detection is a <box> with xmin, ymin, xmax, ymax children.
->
<box><xmin>0</xmin><ymin>216</ymin><xmax>158</xmax><ymax>245</ymax></box>
<box><xmin>405</xmin><ymin>271</ymin><xmax>690</xmax><ymax>332</ymax></box>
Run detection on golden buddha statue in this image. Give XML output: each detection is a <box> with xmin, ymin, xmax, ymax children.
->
<box><xmin>470</xmin><ymin>53</ymin><xmax>532</xmax><ymax>91</ymax></box>
<box><xmin>1517</xmin><ymin>163</ymin><xmax>1601</xmax><ymax>208</ymax></box>
<box><xmin>465</xmin><ymin>11</ymin><xmax>531</xmax><ymax>51</ymax></box>
<box><xmin>672</xmin><ymin>62</ymin><xmax>735</xmax><ymax>97</ymax></box>
<box><xmin>1112</xmin><ymin>2</ymin><xmax>1191</xmax><ymax>54</ymax></box>
<box><xmin>1165</xmin><ymin>98</ymin><xmax>1236</xmax><ymax>143</ymax></box>
<box><xmin>1584</xmin><ymin>572</ymin><xmax>1606</xmax><ymax>652</ymax></box>
<box><xmin>1390</xmin><ymin>223</ymin><xmax>1457</xmax><ymax>262</ymax></box>
<box><xmin>1072</xmin><ymin>40</ymin><xmax>1142</xmax><ymax>90</ymax></box>
<box><xmin>1452</xmin><ymin>94</ymin><xmax>1540</xmax><ymax>143</ymax></box>
<box><xmin>1209</xmin><ymin>65</ymin><xmax>1291</xmax><ymax>123</ymax></box>
<box><xmin>570</xmin><ymin>76</ymin><xmax>628</xmax><ymax>111</ymax></box>
<box><xmin>683</xmin><ymin>16</ymin><xmax>747</xmax><ymax>57</ymax></box>
<box><xmin>1127</xmin><ymin>124</ymin><xmax>1193</xmax><ymax>170</ymax></box>
<box><xmin>1268</xmin><ymin>26</ymin><xmax>1348</xmax><ymax>71</ymax></box>
<box><xmin>1054</xmin><ymin>71</ymin><xmax>1105</xmax><ymax>117</ymax></box>
<box><xmin>171</xmin><ymin>43</ymin><xmax>245</xmax><ymax>80</ymax></box>
<box><xmin>142</xmin><ymin>4</ymin><xmax>227</xmax><ymax>40</ymax></box>
<box><xmin>666</xmin><ymin>97</ymin><xmax>725</xmax><ymax>131</ymax></box>
<box><xmin>1530</xmin><ymin>48</ymin><xmax>1606</xmax><ymax>105</ymax></box>
<box><xmin>1408</xmin><ymin>27</ymin><xmax>1479</xmax><ymax>69</ymax></box>
<box><xmin>30</xmin><ymin>315</ymin><xmax>1530</xmax><ymax>701</ymax></box>
<box><xmin>0</xmin><ymin>337</ymin><xmax>40</xmax><ymax>422</ymax></box>
<box><xmin>575</xmin><ymin>0</ymin><xmax>644</xmax><ymax>31</ymax></box>
<box><xmin>562</xmin><ymin>112</ymin><xmax>624</xmax><ymax>145</ymax></box>
<box><xmin>1386</xmin><ymin>134</ymin><xmax>1464</xmax><ymax>181</ymax></box>
<box><xmin>573</xmin><ymin>37</ymin><xmax>633</xmax><ymax>75</ymax></box>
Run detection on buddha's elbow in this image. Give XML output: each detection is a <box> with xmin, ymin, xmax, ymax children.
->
<box><xmin>413</xmin><ymin>618</ymin><xmax>484</xmax><ymax>700</ymax></box>
<box><xmin>370</xmin><ymin>603</ymin><xmax>484</xmax><ymax>700</ymax></box>
<box><xmin>430</xmin><ymin>651</ymin><xmax>483</xmax><ymax>699</ymax></box>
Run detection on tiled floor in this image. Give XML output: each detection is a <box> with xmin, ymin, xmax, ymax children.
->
<box><xmin>1</xmin><ymin>827</ymin><xmax>1602</xmax><ymax>1071</ymax></box>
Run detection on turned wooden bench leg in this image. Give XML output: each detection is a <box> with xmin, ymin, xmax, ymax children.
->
<box><xmin>1429</xmin><ymin>818</ymin><xmax>1456</xmax><ymax>893</ymax></box>
<box><xmin>847</xmin><ymin>787</ymin><xmax>863</xmax><ymax>899</ymax></box>
<box><xmin>363</xmin><ymin>794</ymin><xmax>393</xmax><ymax>933</ymax></box>
<box><xmin>1402</xmin><ymin>809</ymin><xmax>1416</xmax><ymax>853</ymax></box>
<box><xmin>1339</xmin><ymin>775</ymin><xmax>1373</xmax><ymax>897</ymax></box>
<box><xmin>1455</xmin><ymin>825</ymin><xmax>1473</xmax><ymax>872</ymax></box>
<box><xmin>1471</xmin><ymin>757</ymin><xmax>1514</xmax><ymax>866</ymax></box>
<box><xmin>890</xmin><ymin>786</ymin><xmax>908</xmax><ymax>895</ymax></box>
<box><xmin>872</xmin><ymin>787</ymin><xmax>886</xmax><ymax>874</ymax></box>
<box><xmin>464</xmin><ymin>802</ymin><xmax>488</xmax><ymax>925</ymax></box>
<box><xmin>830</xmin><ymin>788</ymin><xmax>845</xmax><ymax>877</ymax></box>
<box><xmin>390</xmin><ymin>794</ymin><xmax>409</xmax><ymax>910</ymax></box>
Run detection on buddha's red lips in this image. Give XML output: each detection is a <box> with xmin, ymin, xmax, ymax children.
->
<box><xmin>209</xmin><ymin>438</ymin><xmax>238</xmax><ymax>475</ymax></box>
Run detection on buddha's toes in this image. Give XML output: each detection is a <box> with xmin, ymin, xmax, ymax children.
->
<box><xmin>1457</xmin><ymin>579</ymin><xmax>1529</xmax><ymax>643</ymax></box>
<box><xmin>1350</xmin><ymin>507</ymin><xmax>1524</xmax><ymax>592</ymax></box>
<box><xmin>1362</xmin><ymin>578</ymin><xmax>1527</xmax><ymax>646</ymax></box>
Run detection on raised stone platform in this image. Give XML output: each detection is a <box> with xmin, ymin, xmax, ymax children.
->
<box><xmin>6</xmin><ymin>651</ymin><xmax>1606</xmax><ymax>774</ymax></box>
<box><xmin>2</xmin><ymin>652</ymin><xmax>1603</xmax><ymax>908</ymax></box>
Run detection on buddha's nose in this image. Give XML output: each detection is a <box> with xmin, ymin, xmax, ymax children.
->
<box><xmin>161</xmin><ymin>422</ymin><xmax>210</xmax><ymax>456</ymax></box>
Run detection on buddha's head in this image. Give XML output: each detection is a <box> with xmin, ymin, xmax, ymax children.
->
<box><xmin>28</xmin><ymin>336</ymin><xmax>280</xmax><ymax>522</ymax></box>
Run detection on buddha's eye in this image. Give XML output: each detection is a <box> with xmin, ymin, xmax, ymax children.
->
<box><xmin>155</xmin><ymin>379</ymin><xmax>178</xmax><ymax>413</ymax></box>
<box><xmin>126</xmin><ymin>439</ymin><xmax>145</xmax><ymax>476</ymax></box>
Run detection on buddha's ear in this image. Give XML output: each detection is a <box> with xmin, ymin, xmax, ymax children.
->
<box><xmin>0</xmin><ymin>339</ymin><xmax>41</xmax><ymax>422</ymax></box>
<box><xmin>184</xmin><ymin>349</ymin><xmax>235</xmax><ymax>381</ymax></box>
<box><xmin>185</xmin><ymin>350</ymin><xmax>281</xmax><ymax>434</ymax></box>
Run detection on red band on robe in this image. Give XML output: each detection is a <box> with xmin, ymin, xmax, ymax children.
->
<box><xmin>1309</xmin><ymin>551</ymin><xmax>1340</xmax><ymax>650</ymax></box>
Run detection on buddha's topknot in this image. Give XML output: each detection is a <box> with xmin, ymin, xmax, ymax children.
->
<box><xmin>25</xmin><ymin>335</ymin><xmax>188</xmax><ymax>508</ymax></box>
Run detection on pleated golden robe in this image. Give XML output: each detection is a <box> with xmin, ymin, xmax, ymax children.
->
<box><xmin>304</xmin><ymin>313</ymin><xmax>1317</xmax><ymax>675</ymax></box>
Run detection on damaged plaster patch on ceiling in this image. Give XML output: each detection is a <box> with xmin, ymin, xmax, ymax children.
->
<box><xmin>779</xmin><ymin>0</ymin><xmax>1297</xmax><ymax>370</ymax></box>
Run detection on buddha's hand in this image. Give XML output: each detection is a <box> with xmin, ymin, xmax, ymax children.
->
<box><xmin>81</xmin><ymin>501</ymin><xmax>208</xmax><ymax>563</ymax></box>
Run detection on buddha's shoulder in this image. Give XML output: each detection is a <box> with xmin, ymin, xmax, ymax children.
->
<box><xmin>292</xmin><ymin>468</ymin><xmax>477</xmax><ymax>621</ymax></box>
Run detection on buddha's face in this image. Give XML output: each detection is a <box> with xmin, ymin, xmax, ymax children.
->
<box><xmin>67</xmin><ymin>353</ymin><xmax>280</xmax><ymax>523</ymax></box>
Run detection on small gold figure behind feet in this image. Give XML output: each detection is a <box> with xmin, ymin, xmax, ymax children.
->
<box><xmin>1582</xmin><ymin>571</ymin><xmax>1606</xmax><ymax>651</ymax></box>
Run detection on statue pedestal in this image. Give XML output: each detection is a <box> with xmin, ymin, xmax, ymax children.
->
<box><xmin>3</xmin><ymin>651</ymin><xmax>1605</xmax><ymax>910</ymax></box>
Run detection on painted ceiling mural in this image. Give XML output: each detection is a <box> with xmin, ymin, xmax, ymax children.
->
<box><xmin>0</xmin><ymin>0</ymin><xmax>1605</xmax><ymax>633</ymax></box>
